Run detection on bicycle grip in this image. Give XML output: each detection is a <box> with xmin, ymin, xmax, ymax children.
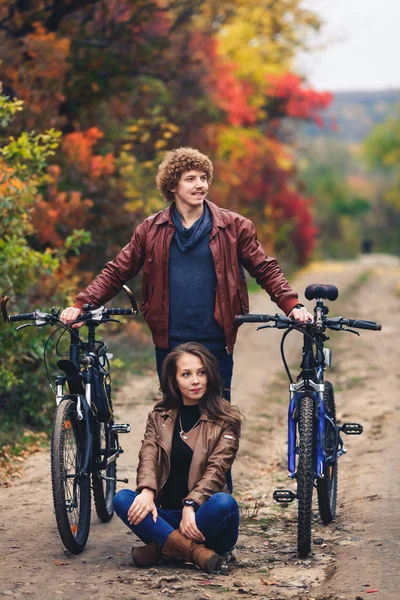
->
<box><xmin>9</xmin><ymin>313</ymin><xmax>35</xmax><ymax>322</ymax></box>
<box><xmin>235</xmin><ymin>314</ymin><xmax>270</xmax><ymax>323</ymax></box>
<box><xmin>105</xmin><ymin>308</ymin><xmax>135</xmax><ymax>316</ymax></box>
<box><xmin>346</xmin><ymin>319</ymin><xmax>382</xmax><ymax>331</ymax></box>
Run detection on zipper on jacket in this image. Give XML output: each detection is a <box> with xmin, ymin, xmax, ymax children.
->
<box><xmin>156</xmin><ymin>438</ymin><xmax>171</xmax><ymax>493</ymax></box>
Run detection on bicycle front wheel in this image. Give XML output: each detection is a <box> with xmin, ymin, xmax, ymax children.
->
<box><xmin>92</xmin><ymin>422</ymin><xmax>117</xmax><ymax>522</ymax></box>
<box><xmin>297</xmin><ymin>396</ymin><xmax>315</xmax><ymax>558</ymax></box>
<box><xmin>317</xmin><ymin>381</ymin><xmax>338</xmax><ymax>524</ymax></box>
<box><xmin>51</xmin><ymin>399</ymin><xmax>91</xmax><ymax>554</ymax></box>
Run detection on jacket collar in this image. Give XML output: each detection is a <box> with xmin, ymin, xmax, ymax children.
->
<box><xmin>154</xmin><ymin>404</ymin><xmax>216</xmax><ymax>423</ymax></box>
<box><xmin>153</xmin><ymin>200</ymin><xmax>230</xmax><ymax>231</ymax></box>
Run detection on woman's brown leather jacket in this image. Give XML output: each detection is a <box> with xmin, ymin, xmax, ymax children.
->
<box><xmin>74</xmin><ymin>200</ymin><xmax>299</xmax><ymax>353</ymax></box>
<box><xmin>136</xmin><ymin>404</ymin><xmax>239</xmax><ymax>507</ymax></box>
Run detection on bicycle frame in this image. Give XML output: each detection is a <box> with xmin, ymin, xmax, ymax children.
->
<box><xmin>54</xmin><ymin>321</ymin><xmax>120</xmax><ymax>478</ymax></box>
<box><xmin>287</xmin><ymin>319</ymin><xmax>345</xmax><ymax>482</ymax></box>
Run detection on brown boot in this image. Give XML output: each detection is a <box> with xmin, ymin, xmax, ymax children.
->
<box><xmin>131</xmin><ymin>542</ymin><xmax>163</xmax><ymax>567</ymax></box>
<box><xmin>162</xmin><ymin>530</ymin><xmax>221</xmax><ymax>574</ymax></box>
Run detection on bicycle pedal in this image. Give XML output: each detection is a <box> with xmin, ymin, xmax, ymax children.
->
<box><xmin>340</xmin><ymin>422</ymin><xmax>363</xmax><ymax>435</ymax></box>
<box><xmin>273</xmin><ymin>489</ymin><xmax>297</xmax><ymax>503</ymax></box>
<box><xmin>110</xmin><ymin>423</ymin><xmax>131</xmax><ymax>434</ymax></box>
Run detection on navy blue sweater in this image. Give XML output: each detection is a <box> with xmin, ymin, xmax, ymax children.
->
<box><xmin>168</xmin><ymin>209</ymin><xmax>225</xmax><ymax>350</ymax></box>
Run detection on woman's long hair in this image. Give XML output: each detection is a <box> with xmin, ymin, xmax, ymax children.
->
<box><xmin>160</xmin><ymin>342</ymin><xmax>243</xmax><ymax>436</ymax></box>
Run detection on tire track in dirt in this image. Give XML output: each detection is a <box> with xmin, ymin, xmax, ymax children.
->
<box><xmin>0</xmin><ymin>255</ymin><xmax>398</xmax><ymax>599</ymax></box>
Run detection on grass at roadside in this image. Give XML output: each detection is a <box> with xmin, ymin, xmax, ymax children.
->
<box><xmin>0</xmin><ymin>430</ymin><xmax>49</xmax><ymax>487</ymax></box>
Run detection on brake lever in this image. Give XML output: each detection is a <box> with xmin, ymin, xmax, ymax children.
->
<box><xmin>257</xmin><ymin>325</ymin><xmax>276</xmax><ymax>330</ymax></box>
<box><xmin>342</xmin><ymin>327</ymin><xmax>360</xmax><ymax>336</ymax></box>
<box><xmin>103</xmin><ymin>318</ymin><xmax>121</xmax><ymax>325</ymax></box>
<box><xmin>16</xmin><ymin>323</ymin><xmax>36</xmax><ymax>331</ymax></box>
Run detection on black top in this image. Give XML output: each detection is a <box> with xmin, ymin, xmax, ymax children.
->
<box><xmin>159</xmin><ymin>404</ymin><xmax>201</xmax><ymax>509</ymax></box>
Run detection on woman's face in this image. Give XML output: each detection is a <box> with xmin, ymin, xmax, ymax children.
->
<box><xmin>175</xmin><ymin>352</ymin><xmax>208</xmax><ymax>405</ymax></box>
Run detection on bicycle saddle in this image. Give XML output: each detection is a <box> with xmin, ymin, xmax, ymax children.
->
<box><xmin>304</xmin><ymin>284</ymin><xmax>339</xmax><ymax>301</ymax></box>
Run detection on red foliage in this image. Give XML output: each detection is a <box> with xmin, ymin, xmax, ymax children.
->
<box><xmin>31</xmin><ymin>165</ymin><xmax>94</xmax><ymax>247</ymax></box>
<box><xmin>266</xmin><ymin>72</ymin><xmax>332</xmax><ymax>126</ymax></box>
<box><xmin>212</xmin><ymin>135</ymin><xmax>317</xmax><ymax>263</ymax></box>
<box><xmin>190</xmin><ymin>35</ymin><xmax>257</xmax><ymax>127</ymax></box>
<box><xmin>62</xmin><ymin>128</ymin><xmax>103</xmax><ymax>168</ymax></box>
<box><xmin>62</xmin><ymin>128</ymin><xmax>115</xmax><ymax>180</ymax></box>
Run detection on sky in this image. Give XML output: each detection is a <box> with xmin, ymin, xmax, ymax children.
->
<box><xmin>295</xmin><ymin>0</ymin><xmax>400</xmax><ymax>92</ymax></box>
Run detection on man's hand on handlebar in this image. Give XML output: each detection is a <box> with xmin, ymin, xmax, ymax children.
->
<box><xmin>60</xmin><ymin>307</ymin><xmax>85</xmax><ymax>329</ymax></box>
<box><xmin>288</xmin><ymin>305</ymin><xmax>313</xmax><ymax>324</ymax></box>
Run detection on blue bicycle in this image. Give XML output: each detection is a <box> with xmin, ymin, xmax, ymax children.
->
<box><xmin>236</xmin><ymin>283</ymin><xmax>381</xmax><ymax>557</ymax></box>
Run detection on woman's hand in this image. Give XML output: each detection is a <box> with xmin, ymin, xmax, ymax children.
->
<box><xmin>60</xmin><ymin>307</ymin><xmax>85</xmax><ymax>329</ymax></box>
<box><xmin>179</xmin><ymin>506</ymin><xmax>205</xmax><ymax>542</ymax></box>
<box><xmin>127</xmin><ymin>489</ymin><xmax>158</xmax><ymax>526</ymax></box>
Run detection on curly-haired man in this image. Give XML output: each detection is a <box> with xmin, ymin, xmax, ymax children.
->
<box><xmin>61</xmin><ymin>147</ymin><xmax>311</xmax><ymax>399</ymax></box>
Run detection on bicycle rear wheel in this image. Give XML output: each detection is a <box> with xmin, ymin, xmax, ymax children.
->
<box><xmin>297</xmin><ymin>395</ymin><xmax>315</xmax><ymax>558</ymax></box>
<box><xmin>317</xmin><ymin>381</ymin><xmax>338</xmax><ymax>524</ymax></box>
<box><xmin>92</xmin><ymin>422</ymin><xmax>117</xmax><ymax>522</ymax></box>
<box><xmin>51</xmin><ymin>399</ymin><xmax>91</xmax><ymax>554</ymax></box>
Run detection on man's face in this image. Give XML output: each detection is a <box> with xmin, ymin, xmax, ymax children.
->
<box><xmin>170</xmin><ymin>170</ymin><xmax>209</xmax><ymax>209</ymax></box>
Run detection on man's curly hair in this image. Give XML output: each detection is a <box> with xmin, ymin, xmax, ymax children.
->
<box><xmin>156</xmin><ymin>147</ymin><xmax>213</xmax><ymax>202</ymax></box>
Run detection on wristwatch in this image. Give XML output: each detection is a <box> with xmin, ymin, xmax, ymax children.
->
<box><xmin>183</xmin><ymin>499</ymin><xmax>199</xmax><ymax>512</ymax></box>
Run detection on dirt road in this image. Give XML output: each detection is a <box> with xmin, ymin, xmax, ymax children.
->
<box><xmin>1</xmin><ymin>255</ymin><xmax>399</xmax><ymax>600</ymax></box>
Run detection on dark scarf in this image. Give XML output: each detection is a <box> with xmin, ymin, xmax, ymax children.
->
<box><xmin>171</xmin><ymin>203</ymin><xmax>213</xmax><ymax>253</ymax></box>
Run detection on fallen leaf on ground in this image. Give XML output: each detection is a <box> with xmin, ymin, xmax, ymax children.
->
<box><xmin>260</xmin><ymin>579</ymin><xmax>278</xmax><ymax>586</ymax></box>
<box><xmin>366</xmin><ymin>590</ymin><xmax>379</xmax><ymax>594</ymax></box>
<box><xmin>53</xmin><ymin>560</ymin><xmax>70</xmax><ymax>566</ymax></box>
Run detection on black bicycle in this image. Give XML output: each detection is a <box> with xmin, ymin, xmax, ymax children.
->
<box><xmin>1</xmin><ymin>286</ymin><xmax>138</xmax><ymax>554</ymax></box>
<box><xmin>236</xmin><ymin>283</ymin><xmax>381</xmax><ymax>557</ymax></box>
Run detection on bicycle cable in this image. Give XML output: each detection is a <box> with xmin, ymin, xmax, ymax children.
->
<box><xmin>43</xmin><ymin>321</ymin><xmax>86</xmax><ymax>394</ymax></box>
<box><xmin>279</xmin><ymin>324</ymin><xmax>326</xmax><ymax>384</ymax></box>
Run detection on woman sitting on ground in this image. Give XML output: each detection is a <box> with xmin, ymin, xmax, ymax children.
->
<box><xmin>113</xmin><ymin>341</ymin><xmax>243</xmax><ymax>573</ymax></box>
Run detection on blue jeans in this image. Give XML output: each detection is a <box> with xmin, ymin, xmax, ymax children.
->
<box><xmin>155</xmin><ymin>347</ymin><xmax>234</xmax><ymax>402</ymax></box>
<box><xmin>113</xmin><ymin>490</ymin><xmax>239</xmax><ymax>555</ymax></box>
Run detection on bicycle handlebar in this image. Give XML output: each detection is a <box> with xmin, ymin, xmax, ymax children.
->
<box><xmin>103</xmin><ymin>307</ymin><xmax>135</xmax><ymax>316</ymax></box>
<box><xmin>9</xmin><ymin>312</ymin><xmax>36</xmax><ymax>322</ymax></box>
<box><xmin>346</xmin><ymin>319</ymin><xmax>381</xmax><ymax>331</ymax></box>
<box><xmin>1</xmin><ymin>298</ymin><xmax>138</xmax><ymax>327</ymax></box>
<box><xmin>326</xmin><ymin>317</ymin><xmax>382</xmax><ymax>331</ymax></box>
<box><xmin>235</xmin><ymin>314</ymin><xmax>273</xmax><ymax>323</ymax></box>
<box><xmin>235</xmin><ymin>313</ymin><xmax>382</xmax><ymax>331</ymax></box>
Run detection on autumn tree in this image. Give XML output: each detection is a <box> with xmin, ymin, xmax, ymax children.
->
<box><xmin>363</xmin><ymin>112</ymin><xmax>400</xmax><ymax>254</ymax></box>
<box><xmin>0</xmin><ymin>88</ymin><xmax>89</xmax><ymax>446</ymax></box>
<box><xmin>0</xmin><ymin>0</ymin><xmax>332</xmax><ymax>271</ymax></box>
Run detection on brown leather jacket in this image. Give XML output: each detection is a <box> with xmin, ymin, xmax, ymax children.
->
<box><xmin>136</xmin><ymin>404</ymin><xmax>239</xmax><ymax>506</ymax></box>
<box><xmin>75</xmin><ymin>200</ymin><xmax>298</xmax><ymax>353</ymax></box>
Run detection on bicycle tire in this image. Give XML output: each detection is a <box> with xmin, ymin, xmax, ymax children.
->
<box><xmin>297</xmin><ymin>395</ymin><xmax>315</xmax><ymax>558</ymax></box>
<box><xmin>317</xmin><ymin>381</ymin><xmax>338</xmax><ymax>524</ymax></box>
<box><xmin>51</xmin><ymin>399</ymin><xmax>91</xmax><ymax>554</ymax></box>
<box><xmin>92</xmin><ymin>422</ymin><xmax>117</xmax><ymax>522</ymax></box>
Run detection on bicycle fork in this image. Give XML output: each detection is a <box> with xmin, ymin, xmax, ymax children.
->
<box><xmin>273</xmin><ymin>381</ymin><xmax>363</xmax><ymax>505</ymax></box>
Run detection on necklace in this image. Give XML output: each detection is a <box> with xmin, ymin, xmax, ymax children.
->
<box><xmin>179</xmin><ymin>411</ymin><xmax>201</xmax><ymax>440</ymax></box>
